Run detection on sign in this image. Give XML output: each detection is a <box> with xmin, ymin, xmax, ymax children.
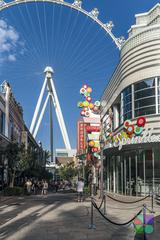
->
<box><xmin>83</xmin><ymin>117</ymin><xmax>100</xmax><ymax>124</ymax></box>
<box><xmin>105</xmin><ymin>128</ymin><xmax>160</xmax><ymax>150</ymax></box>
<box><xmin>86</xmin><ymin>125</ymin><xmax>100</xmax><ymax>132</ymax></box>
<box><xmin>104</xmin><ymin>117</ymin><xmax>160</xmax><ymax>150</ymax></box>
<box><xmin>88</xmin><ymin>133</ymin><xmax>100</xmax><ymax>140</ymax></box>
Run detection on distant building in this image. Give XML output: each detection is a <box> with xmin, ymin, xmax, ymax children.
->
<box><xmin>55</xmin><ymin>148</ymin><xmax>76</xmax><ymax>166</ymax></box>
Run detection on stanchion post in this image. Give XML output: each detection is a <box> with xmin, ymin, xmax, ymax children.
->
<box><xmin>103</xmin><ymin>194</ymin><xmax>107</xmax><ymax>215</ymax></box>
<box><xmin>143</xmin><ymin>204</ymin><xmax>146</xmax><ymax>240</ymax></box>
<box><xmin>151</xmin><ymin>191</ymin><xmax>155</xmax><ymax>213</ymax></box>
<box><xmin>88</xmin><ymin>197</ymin><xmax>96</xmax><ymax>229</ymax></box>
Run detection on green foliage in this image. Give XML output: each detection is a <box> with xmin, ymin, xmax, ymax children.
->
<box><xmin>4</xmin><ymin>142</ymin><xmax>27</xmax><ymax>187</ymax></box>
<box><xmin>59</xmin><ymin>162</ymin><xmax>78</xmax><ymax>181</ymax></box>
<box><xmin>83</xmin><ymin>186</ymin><xmax>90</xmax><ymax>194</ymax></box>
<box><xmin>4</xmin><ymin>186</ymin><xmax>24</xmax><ymax>196</ymax></box>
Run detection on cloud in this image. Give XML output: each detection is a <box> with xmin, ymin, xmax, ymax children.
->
<box><xmin>0</xmin><ymin>19</ymin><xmax>23</xmax><ymax>62</ymax></box>
<box><xmin>8</xmin><ymin>54</ymin><xmax>16</xmax><ymax>62</ymax></box>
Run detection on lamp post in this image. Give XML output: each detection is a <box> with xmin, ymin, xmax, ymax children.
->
<box><xmin>100</xmin><ymin>139</ymin><xmax>105</xmax><ymax>198</ymax></box>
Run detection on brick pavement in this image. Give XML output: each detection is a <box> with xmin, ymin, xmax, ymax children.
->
<box><xmin>0</xmin><ymin>192</ymin><xmax>160</xmax><ymax>240</ymax></box>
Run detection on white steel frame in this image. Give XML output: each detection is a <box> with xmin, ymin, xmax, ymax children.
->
<box><xmin>0</xmin><ymin>0</ymin><xmax>125</xmax><ymax>50</ymax></box>
<box><xmin>30</xmin><ymin>66</ymin><xmax>71</xmax><ymax>150</ymax></box>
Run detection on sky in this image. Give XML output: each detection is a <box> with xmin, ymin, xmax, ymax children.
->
<box><xmin>0</xmin><ymin>0</ymin><xmax>159</xmax><ymax>151</ymax></box>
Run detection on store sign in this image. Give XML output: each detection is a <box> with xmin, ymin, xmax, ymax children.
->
<box><xmin>106</xmin><ymin>128</ymin><xmax>160</xmax><ymax>151</ymax></box>
<box><xmin>83</xmin><ymin>117</ymin><xmax>100</xmax><ymax>124</ymax></box>
<box><xmin>88</xmin><ymin>133</ymin><xmax>100</xmax><ymax>140</ymax></box>
<box><xmin>86</xmin><ymin>126</ymin><xmax>100</xmax><ymax>132</ymax></box>
<box><xmin>105</xmin><ymin>117</ymin><xmax>160</xmax><ymax>150</ymax></box>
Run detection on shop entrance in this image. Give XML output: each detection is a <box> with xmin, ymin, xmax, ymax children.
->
<box><xmin>105</xmin><ymin>148</ymin><xmax>160</xmax><ymax>196</ymax></box>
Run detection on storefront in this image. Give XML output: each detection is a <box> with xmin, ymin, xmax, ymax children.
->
<box><xmin>100</xmin><ymin>4</ymin><xmax>160</xmax><ymax>197</ymax></box>
<box><xmin>104</xmin><ymin>144</ymin><xmax>160</xmax><ymax>196</ymax></box>
<box><xmin>0</xmin><ymin>133</ymin><xmax>10</xmax><ymax>189</ymax></box>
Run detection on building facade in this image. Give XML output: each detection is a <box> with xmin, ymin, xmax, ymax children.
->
<box><xmin>0</xmin><ymin>81</ymin><xmax>46</xmax><ymax>186</ymax></box>
<box><xmin>101</xmin><ymin>4</ymin><xmax>160</xmax><ymax>196</ymax></box>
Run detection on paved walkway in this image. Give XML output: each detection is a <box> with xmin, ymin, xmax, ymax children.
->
<box><xmin>0</xmin><ymin>192</ymin><xmax>160</xmax><ymax>240</ymax></box>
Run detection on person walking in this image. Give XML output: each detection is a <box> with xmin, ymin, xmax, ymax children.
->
<box><xmin>26</xmin><ymin>179</ymin><xmax>32</xmax><ymax>195</ymax></box>
<box><xmin>77</xmin><ymin>178</ymin><xmax>84</xmax><ymax>202</ymax></box>
<box><xmin>54</xmin><ymin>181</ymin><xmax>59</xmax><ymax>193</ymax></box>
<box><xmin>42</xmin><ymin>180</ymin><xmax>48</xmax><ymax>195</ymax></box>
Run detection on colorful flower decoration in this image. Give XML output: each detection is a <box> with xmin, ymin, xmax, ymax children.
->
<box><xmin>77</xmin><ymin>101</ymin><xmax>83</xmax><ymax>108</ymax></box>
<box><xmin>126</xmin><ymin>125</ymin><xmax>134</xmax><ymax>135</ymax></box>
<box><xmin>89</xmin><ymin>140</ymin><xmax>95</xmax><ymax>147</ymax></box>
<box><xmin>87</xmin><ymin>87</ymin><xmax>92</xmax><ymax>93</ymax></box>
<box><xmin>137</xmin><ymin>117</ymin><xmax>146</xmax><ymax>127</ymax></box>
<box><xmin>83</xmin><ymin>84</ymin><xmax>88</xmax><ymax>89</ymax></box>
<box><xmin>111</xmin><ymin>117</ymin><xmax>146</xmax><ymax>146</ymax></box>
<box><xmin>134</xmin><ymin>126</ymin><xmax>143</xmax><ymax>135</ymax></box>
<box><xmin>77</xmin><ymin>84</ymin><xmax>101</xmax><ymax>117</ymax></box>
<box><xmin>80</xmin><ymin>88</ymin><xmax>86</xmax><ymax>94</ymax></box>
<box><xmin>83</xmin><ymin>101</ymin><xmax>89</xmax><ymax>107</ymax></box>
<box><xmin>86</xmin><ymin>96</ymin><xmax>92</xmax><ymax>102</ymax></box>
<box><xmin>124</xmin><ymin>120</ymin><xmax>132</xmax><ymax>129</ymax></box>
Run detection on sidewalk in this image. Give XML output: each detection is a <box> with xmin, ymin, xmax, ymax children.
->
<box><xmin>0</xmin><ymin>192</ymin><xmax>160</xmax><ymax>240</ymax></box>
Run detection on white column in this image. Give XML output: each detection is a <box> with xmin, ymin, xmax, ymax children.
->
<box><xmin>113</xmin><ymin>157</ymin><xmax>116</xmax><ymax>193</ymax></box>
<box><xmin>30</xmin><ymin>76</ymin><xmax>48</xmax><ymax>134</ymax></box>
<box><xmin>143</xmin><ymin>151</ymin><xmax>146</xmax><ymax>196</ymax></box>
<box><xmin>50</xmin><ymin>78</ymin><xmax>71</xmax><ymax>150</ymax></box>
<box><xmin>107</xmin><ymin>157</ymin><xmax>109</xmax><ymax>191</ymax></box>
<box><xmin>155</xmin><ymin>77</ymin><xmax>158</xmax><ymax>114</ymax></box>
<box><xmin>4</xmin><ymin>83</ymin><xmax>11</xmax><ymax>138</ymax></box>
<box><xmin>132</xmin><ymin>84</ymin><xmax>135</xmax><ymax>119</ymax></box>
<box><xmin>33</xmin><ymin>93</ymin><xmax>50</xmax><ymax>138</ymax></box>
<box><xmin>152</xmin><ymin>149</ymin><xmax>155</xmax><ymax>194</ymax></box>
<box><xmin>113</xmin><ymin>104</ymin><xmax>119</xmax><ymax>129</ymax></box>
<box><xmin>120</xmin><ymin>92</ymin><xmax>124</xmax><ymax>124</ymax></box>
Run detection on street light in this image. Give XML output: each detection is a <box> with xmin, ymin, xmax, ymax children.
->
<box><xmin>100</xmin><ymin>139</ymin><xmax>105</xmax><ymax>198</ymax></box>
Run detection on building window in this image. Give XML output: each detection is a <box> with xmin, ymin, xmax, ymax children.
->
<box><xmin>134</xmin><ymin>78</ymin><xmax>156</xmax><ymax>117</ymax></box>
<box><xmin>0</xmin><ymin>110</ymin><xmax>5</xmax><ymax>135</ymax></box>
<box><xmin>122</xmin><ymin>86</ymin><xmax>132</xmax><ymax>121</ymax></box>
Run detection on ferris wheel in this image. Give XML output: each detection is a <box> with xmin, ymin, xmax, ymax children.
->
<box><xmin>0</xmin><ymin>0</ymin><xmax>125</xmax><ymax>160</ymax></box>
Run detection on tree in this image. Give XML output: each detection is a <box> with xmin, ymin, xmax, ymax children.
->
<box><xmin>59</xmin><ymin>162</ymin><xmax>78</xmax><ymax>181</ymax></box>
<box><xmin>5</xmin><ymin>142</ymin><xmax>27</xmax><ymax>187</ymax></box>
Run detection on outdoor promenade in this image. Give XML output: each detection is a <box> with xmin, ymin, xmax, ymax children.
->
<box><xmin>0</xmin><ymin>192</ymin><xmax>160</xmax><ymax>240</ymax></box>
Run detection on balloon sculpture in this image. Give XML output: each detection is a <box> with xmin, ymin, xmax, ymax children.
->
<box><xmin>77</xmin><ymin>84</ymin><xmax>101</xmax><ymax>117</ymax></box>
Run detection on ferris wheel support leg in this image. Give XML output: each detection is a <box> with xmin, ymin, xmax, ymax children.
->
<box><xmin>50</xmin><ymin>78</ymin><xmax>71</xmax><ymax>150</ymax></box>
<box><xmin>49</xmin><ymin>94</ymin><xmax>54</xmax><ymax>163</ymax></box>
<box><xmin>30</xmin><ymin>76</ymin><xmax>48</xmax><ymax>134</ymax></box>
<box><xmin>33</xmin><ymin>93</ymin><xmax>50</xmax><ymax>138</ymax></box>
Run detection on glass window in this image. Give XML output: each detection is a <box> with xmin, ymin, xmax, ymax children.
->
<box><xmin>0</xmin><ymin>110</ymin><xmax>5</xmax><ymax>134</ymax></box>
<box><xmin>124</xmin><ymin>102</ymin><xmax>132</xmax><ymax>112</ymax></box>
<box><xmin>124</xmin><ymin>112</ymin><xmax>132</xmax><ymax>120</ymax></box>
<box><xmin>134</xmin><ymin>78</ymin><xmax>155</xmax><ymax>91</ymax></box>
<box><xmin>134</xmin><ymin>78</ymin><xmax>156</xmax><ymax>117</ymax></box>
<box><xmin>135</xmin><ymin>88</ymin><xmax>155</xmax><ymax>99</ymax></box>
<box><xmin>135</xmin><ymin>97</ymin><xmax>155</xmax><ymax>108</ymax></box>
<box><xmin>122</xmin><ymin>86</ymin><xmax>132</xmax><ymax>121</ymax></box>
<box><xmin>135</xmin><ymin>106</ymin><xmax>156</xmax><ymax>117</ymax></box>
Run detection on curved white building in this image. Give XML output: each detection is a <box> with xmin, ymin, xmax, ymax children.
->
<box><xmin>101</xmin><ymin>4</ymin><xmax>160</xmax><ymax>196</ymax></box>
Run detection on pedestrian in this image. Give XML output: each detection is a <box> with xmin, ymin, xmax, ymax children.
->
<box><xmin>42</xmin><ymin>180</ymin><xmax>48</xmax><ymax>195</ymax></box>
<box><xmin>54</xmin><ymin>181</ymin><xmax>59</xmax><ymax>193</ymax></box>
<box><xmin>26</xmin><ymin>179</ymin><xmax>32</xmax><ymax>195</ymax></box>
<box><xmin>77</xmin><ymin>178</ymin><xmax>84</xmax><ymax>202</ymax></box>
